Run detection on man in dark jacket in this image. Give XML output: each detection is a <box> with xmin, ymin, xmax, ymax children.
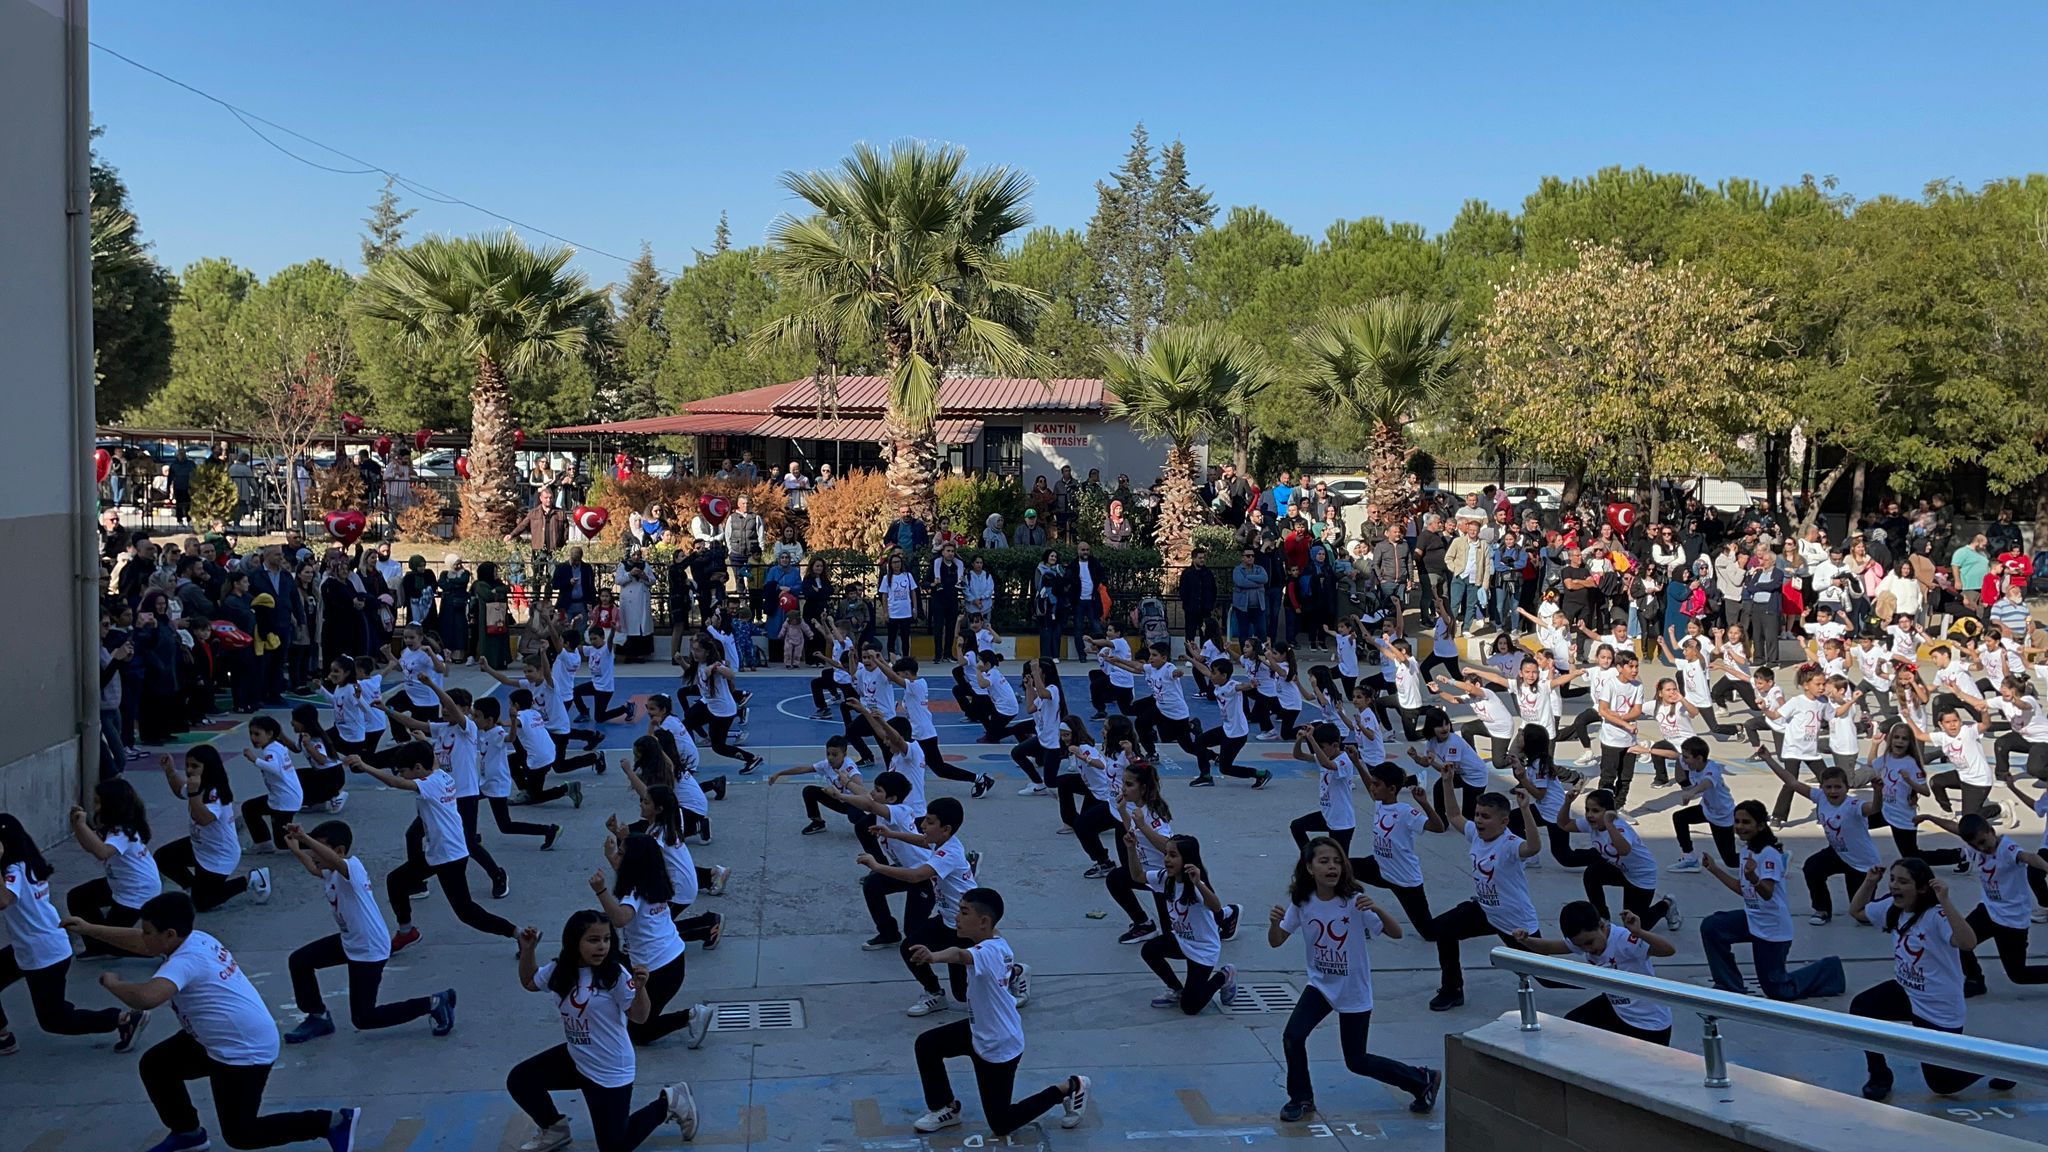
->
<box><xmin>1178</xmin><ymin>547</ymin><xmax>1218</xmax><ymax>642</ymax></box>
<box><xmin>248</xmin><ymin>546</ymin><xmax>299</xmax><ymax>705</ymax></box>
<box><xmin>1069</xmin><ymin>541</ymin><xmax>1107</xmax><ymax>659</ymax></box>
<box><xmin>1413</xmin><ymin>513</ymin><xmax>1451</xmax><ymax>611</ymax></box>
<box><xmin>550</xmin><ymin>545</ymin><xmax>596</xmax><ymax>622</ymax></box>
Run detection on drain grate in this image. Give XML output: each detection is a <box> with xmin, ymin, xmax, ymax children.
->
<box><xmin>1220</xmin><ymin>982</ymin><xmax>1297</xmax><ymax>1014</ymax></box>
<box><xmin>705</xmin><ymin>999</ymin><xmax>806</xmax><ymax>1033</ymax></box>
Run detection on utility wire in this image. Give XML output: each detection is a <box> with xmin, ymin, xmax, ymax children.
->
<box><xmin>91</xmin><ymin>40</ymin><xmax>675</xmax><ymax>277</ymax></box>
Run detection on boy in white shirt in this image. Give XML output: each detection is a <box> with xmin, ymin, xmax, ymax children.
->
<box><xmin>345</xmin><ymin>744</ymin><xmax>518</xmax><ymax>952</ymax></box>
<box><xmin>1427</xmin><ymin>790</ymin><xmax>1541</xmax><ymax>1011</ymax></box>
<box><xmin>859</xmin><ymin>797</ymin><xmax>978</xmax><ymax>1018</ymax></box>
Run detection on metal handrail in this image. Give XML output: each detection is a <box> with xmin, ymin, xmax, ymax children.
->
<box><xmin>1489</xmin><ymin>947</ymin><xmax>2048</xmax><ymax>1090</ymax></box>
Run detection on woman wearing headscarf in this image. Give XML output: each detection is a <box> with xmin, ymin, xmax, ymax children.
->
<box><xmin>981</xmin><ymin>512</ymin><xmax>1008</xmax><ymax>550</ymax></box>
<box><xmin>437</xmin><ymin>554</ymin><xmax>472</xmax><ymax>662</ymax></box>
<box><xmin>1102</xmin><ymin>500</ymin><xmax>1134</xmax><ymax>549</ymax></box>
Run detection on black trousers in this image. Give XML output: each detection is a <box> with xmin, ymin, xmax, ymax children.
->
<box><xmin>863</xmin><ymin>871</ymin><xmax>933</xmax><ymax>941</ymax></box>
<box><xmin>1133</xmin><ymin>699</ymin><xmax>1200</xmax><ymax>761</ymax></box>
<box><xmin>154</xmin><ymin>837</ymin><xmax>249</xmax><ymax>910</ymax></box>
<box><xmin>1290</xmin><ymin>813</ymin><xmax>1355</xmax><ymax>853</ymax></box>
<box><xmin>288</xmin><ymin>934</ymin><xmax>432</xmax><ymax>1028</ymax></box>
<box><xmin>1959</xmin><ymin>905</ymin><xmax>2048</xmax><ymax>987</ymax></box>
<box><xmin>1193</xmin><ymin>725</ymin><xmax>1252</xmax><ymax>779</ymax></box>
<box><xmin>1011</xmin><ymin>738</ymin><xmax>1060</xmax><ymax>786</ymax></box>
<box><xmin>914</xmin><ymin>1017</ymin><xmax>1068</xmax><ymax>1136</ymax></box>
<box><xmin>1141</xmin><ymin>932</ymin><xmax>1229</xmax><ymax>1014</ymax></box>
<box><xmin>1672</xmin><ymin>807</ymin><xmax>1740</xmax><ymax>867</ymax></box>
<box><xmin>241</xmin><ymin>799</ymin><xmax>293</xmax><ymax>850</ymax></box>
<box><xmin>386</xmin><ymin>856</ymin><xmax>515</xmax><ymax>938</ymax></box>
<box><xmin>1580</xmin><ymin>861</ymin><xmax>1670</xmax><ymax>929</ymax></box>
<box><xmin>1431</xmin><ymin>899</ymin><xmax>1525</xmax><ymax>992</ymax></box>
<box><xmin>1282</xmin><ymin>989</ymin><xmax>1430</xmax><ymax>1105</ymax></box>
<box><xmin>1771</xmin><ymin>758</ymin><xmax>1827</xmax><ymax>824</ymax></box>
<box><xmin>142</xmin><ymin>1030</ymin><xmax>331</xmax><ymax>1149</ymax></box>
<box><xmin>1851</xmin><ymin>980</ymin><xmax>1988</xmax><ymax>1095</ymax></box>
<box><xmin>812</xmin><ymin>672</ymin><xmax>850</xmax><ymax>712</ymax></box>
<box><xmin>486</xmin><ymin>794</ymin><xmax>554</xmax><ymax>839</ymax></box>
<box><xmin>1105</xmin><ymin>838</ymin><xmax>1173</xmax><ymax>929</ymax></box>
<box><xmin>1598</xmin><ymin>743</ymin><xmax>1639</xmax><ymax>809</ymax></box>
<box><xmin>920</xmin><ymin>735</ymin><xmax>978</xmax><ymax>783</ymax></box>
<box><xmin>506</xmin><ymin>1042</ymin><xmax>668</xmax><ymax>1152</ymax></box>
<box><xmin>1888</xmin><ymin>826</ymin><xmax>1966</xmax><ymax>868</ymax></box>
<box><xmin>573</xmin><ymin>683</ymin><xmax>631</xmax><ymax>724</ymax></box>
<box><xmin>905</xmin><ymin>916</ymin><xmax>971</xmax><ymax>1000</ymax></box>
<box><xmin>1803</xmin><ymin>847</ymin><xmax>1868</xmax><ymax>917</ymax></box>
<box><xmin>0</xmin><ymin>950</ymin><xmax>121</xmax><ymax>1035</ymax></box>
<box><xmin>629</xmin><ymin>953</ymin><xmax>696</xmax><ymax>1046</ymax></box>
<box><xmin>1564</xmin><ymin>994</ymin><xmax>1671</xmax><ymax>1045</ymax></box>
<box><xmin>1352</xmin><ymin>858</ymin><xmax>1436</xmax><ymax>941</ymax></box>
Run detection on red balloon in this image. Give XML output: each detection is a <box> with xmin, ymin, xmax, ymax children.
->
<box><xmin>373</xmin><ymin>435</ymin><xmax>393</xmax><ymax>460</ymax></box>
<box><xmin>454</xmin><ymin>454</ymin><xmax>471</xmax><ymax>479</ymax></box>
<box><xmin>512</xmin><ymin>428</ymin><xmax>526</xmax><ymax>449</ymax></box>
<box><xmin>778</xmin><ymin>590</ymin><xmax>799</xmax><ymax>615</ymax></box>
<box><xmin>340</xmin><ymin>412</ymin><xmax>365</xmax><ymax>435</ymax></box>
<box><xmin>571</xmin><ymin>505</ymin><xmax>610</xmax><ymax>536</ymax></box>
<box><xmin>94</xmin><ymin>448</ymin><xmax>112</xmax><ymax>484</ymax></box>
<box><xmin>414</xmin><ymin>428</ymin><xmax>433</xmax><ymax>452</ymax></box>
<box><xmin>1604</xmin><ymin>501</ymin><xmax>1638</xmax><ymax>536</ymax></box>
<box><xmin>324</xmin><ymin>509</ymin><xmax>367</xmax><ymax>547</ymax></box>
<box><xmin>698</xmin><ymin>494</ymin><xmax>730</xmax><ymax>527</ymax></box>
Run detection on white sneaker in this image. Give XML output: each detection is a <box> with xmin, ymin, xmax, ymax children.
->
<box><xmin>325</xmin><ymin>790</ymin><xmax>349</xmax><ymax>814</ymax></box>
<box><xmin>1572</xmin><ymin>750</ymin><xmax>1599</xmax><ymax>767</ymax></box>
<box><xmin>249</xmin><ymin>867</ymin><xmax>272</xmax><ymax>904</ymax></box>
<box><xmin>518</xmin><ymin>1120</ymin><xmax>573</xmax><ymax>1152</ymax></box>
<box><xmin>685</xmin><ymin>1003</ymin><xmax>711</xmax><ymax>1049</ymax></box>
<box><xmin>1018</xmin><ymin>784</ymin><xmax>1047</xmax><ymax>796</ymax></box>
<box><xmin>709</xmin><ymin>865</ymin><xmax>731</xmax><ymax>896</ymax></box>
<box><xmin>1007</xmin><ymin>962</ymin><xmax>1032</xmax><ymax>1008</ymax></box>
<box><xmin>1062</xmin><ymin>1075</ymin><xmax>1092</xmax><ymax>1129</ymax></box>
<box><xmin>1662</xmin><ymin>895</ymin><xmax>1682</xmax><ymax>932</ymax></box>
<box><xmin>665</xmin><ymin>1081</ymin><xmax>698</xmax><ymax>1142</ymax></box>
<box><xmin>914</xmin><ymin>1102</ymin><xmax>962</xmax><ymax>1133</ymax></box>
<box><xmin>1669</xmin><ymin>855</ymin><xmax>1703</xmax><ymax>874</ymax></box>
<box><xmin>2033</xmin><ymin>908</ymin><xmax>2048</xmax><ymax>924</ymax></box>
<box><xmin>906</xmin><ymin>993</ymin><xmax>949</xmax><ymax>1017</ymax></box>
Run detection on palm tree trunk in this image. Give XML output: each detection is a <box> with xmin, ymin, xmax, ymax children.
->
<box><xmin>1367</xmin><ymin>421</ymin><xmax>1409</xmax><ymax>527</ymax></box>
<box><xmin>463</xmin><ymin>354</ymin><xmax>520</xmax><ymax>539</ymax></box>
<box><xmin>1156</xmin><ymin>442</ymin><xmax>1202</xmax><ymax>584</ymax></box>
<box><xmin>882</xmin><ymin>408</ymin><xmax>940</xmax><ymax>525</ymax></box>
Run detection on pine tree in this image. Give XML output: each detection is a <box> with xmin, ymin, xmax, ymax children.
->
<box><xmin>360</xmin><ymin>177</ymin><xmax>415</xmax><ymax>268</ymax></box>
<box><xmin>712</xmin><ymin>211</ymin><xmax>732</xmax><ymax>254</ymax></box>
<box><xmin>613</xmin><ymin>242</ymin><xmax>668</xmax><ymax>420</ymax></box>
<box><xmin>1084</xmin><ymin>123</ymin><xmax>1155</xmax><ymax>354</ymax></box>
<box><xmin>1149</xmin><ymin>140</ymin><xmax>1216</xmax><ymax>327</ymax></box>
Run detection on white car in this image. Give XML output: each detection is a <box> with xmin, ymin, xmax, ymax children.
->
<box><xmin>1502</xmin><ymin>484</ymin><xmax>1562</xmax><ymax>511</ymax></box>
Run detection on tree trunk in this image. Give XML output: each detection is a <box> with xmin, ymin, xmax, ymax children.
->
<box><xmin>462</xmin><ymin>354</ymin><xmax>521</xmax><ymax>540</ymax></box>
<box><xmin>1849</xmin><ymin>459</ymin><xmax>1869</xmax><ymax>529</ymax></box>
<box><xmin>1156</xmin><ymin>442</ymin><xmax>1202</xmax><ymax>586</ymax></box>
<box><xmin>1232</xmin><ymin>419</ymin><xmax>1251</xmax><ymax>472</ymax></box>
<box><xmin>1367</xmin><ymin>421</ymin><xmax>1409</xmax><ymax>527</ymax></box>
<box><xmin>1799</xmin><ymin>453</ymin><xmax>1855</xmax><ymax>534</ymax></box>
<box><xmin>1559</xmin><ymin>460</ymin><xmax>1588</xmax><ymax>508</ymax></box>
<box><xmin>882</xmin><ymin>407</ymin><xmax>940</xmax><ymax>526</ymax></box>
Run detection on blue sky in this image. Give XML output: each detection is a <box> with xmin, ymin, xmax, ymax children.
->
<box><xmin>91</xmin><ymin>1</ymin><xmax>2048</xmax><ymax>289</ymax></box>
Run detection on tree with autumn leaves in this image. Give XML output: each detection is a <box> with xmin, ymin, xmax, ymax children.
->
<box><xmin>1471</xmin><ymin>243</ymin><xmax>1790</xmax><ymax>522</ymax></box>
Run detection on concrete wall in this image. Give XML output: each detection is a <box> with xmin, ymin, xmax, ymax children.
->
<box><xmin>0</xmin><ymin>0</ymin><xmax>92</xmax><ymax>837</ymax></box>
<box><xmin>1446</xmin><ymin>1015</ymin><xmax>2042</xmax><ymax>1152</ymax></box>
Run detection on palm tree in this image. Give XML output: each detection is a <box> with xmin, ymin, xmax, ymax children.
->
<box><xmin>757</xmin><ymin>141</ymin><xmax>1048</xmax><ymax>518</ymax></box>
<box><xmin>1104</xmin><ymin>324</ymin><xmax>1272</xmax><ymax>575</ymax></box>
<box><xmin>355</xmin><ymin>233</ymin><xmax>603</xmax><ymax>539</ymax></box>
<box><xmin>1297</xmin><ymin>297</ymin><xmax>1460</xmax><ymax>527</ymax></box>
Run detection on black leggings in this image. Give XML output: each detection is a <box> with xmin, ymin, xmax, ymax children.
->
<box><xmin>1850</xmin><ymin>980</ymin><xmax>1991</xmax><ymax>1095</ymax></box>
<box><xmin>386</xmin><ymin>856</ymin><xmax>516</xmax><ymax>938</ymax></box>
<box><xmin>288</xmin><ymin>935</ymin><xmax>433</xmax><ymax>1029</ymax></box>
<box><xmin>1088</xmin><ymin>670</ymin><xmax>1135</xmax><ymax>717</ymax></box>
<box><xmin>1418</xmin><ymin>652</ymin><xmax>1460</xmax><ymax>682</ymax></box>
<box><xmin>1888</xmin><ymin>826</ymin><xmax>1965</xmax><ymax>868</ymax></box>
<box><xmin>1993</xmin><ymin>733</ymin><xmax>2048</xmax><ymax>777</ymax></box>
<box><xmin>509</xmin><ymin>749</ymin><xmax>572</xmax><ymax>806</ymax></box>
<box><xmin>629</xmin><ymin>953</ymin><xmax>698</xmax><ymax>1045</ymax></box>
<box><xmin>686</xmin><ymin>704</ymin><xmax>752</xmax><ymax>765</ymax></box>
<box><xmin>1281</xmin><ymin>989</ymin><xmax>1431</xmax><ymax>1106</ymax></box>
<box><xmin>506</xmin><ymin>1043</ymin><xmax>669</xmax><ymax>1152</ymax></box>
<box><xmin>1580</xmin><ymin>861</ymin><xmax>1670</xmax><ymax>929</ymax></box>
<box><xmin>811</xmin><ymin>672</ymin><xmax>849</xmax><ymax>712</ymax></box>
<box><xmin>1505</xmin><ymin>808</ymin><xmax>1579</xmax><ymax>867</ymax></box>
<box><xmin>0</xmin><ymin>950</ymin><xmax>122</xmax><ymax>1036</ymax></box>
<box><xmin>919</xmin><ymin>736</ymin><xmax>977</xmax><ymax>783</ymax></box>
<box><xmin>1065</xmin><ymin>791</ymin><xmax>1120</xmax><ymax>867</ymax></box>
<box><xmin>1431</xmin><ymin>899</ymin><xmax>1525</xmax><ymax>992</ymax></box>
<box><xmin>1290</xmin><ymin>813</ymin><xmax>1355</xmax><ymax>853</ymax></box>
<box><xmin>1672</xmin><ymin>807</ymin><xmax>1739</xmax><ymax>867</ymax></box>
<box><xmin>241</xmin><ymin>799</ymin><xmax>293</xmax><ymax>850</ymax></box>
<box><xmin>153</xmin><ymin>837</ymin><xmax>248</xmax><ymax>910</ymax></box>
<box><xmin>1011</xmin><ymin>738</ymin><xmax>1060</xmax><ymax>786</ymax></box>
<box><xmin>487</xmin><ymin>795</ymin><xmax>555</xmax><ymax>840</ymax></box>
<box><xmin>838</xmin><ymin>702</ymin><xmax>878</xmax><ymax>761</ymax></box>
<box><xmin>1104</xmin><ymin>840</ymin><xmax>1172</xmax><ymax>929</ymax></box>
<box><xmin>1771</xmin><ymin>758</ymin><xmax>1827</xmax><ymax>824</ymax></box>
<box><xmin>1597</xmin><ymin>744</ymin><xmax>1639</xmax><ymax>809</ymax></box>
<box><xmin>913</xmin><ymin>1017</ymin><xmax>1068</xmax><ymax>1137</ymax></box>
<box><xmin>905</xmin><ymin>916</ymin><xmax>970</xmax><ymax>1001</ymax></box>
<box><xmin>142</xmin><ymin>1031</ymin><xmax>332</xmax><ymax>1149</ymax></box>
<box><xmin>1373</xmin><ymin>698</ymin><xmax>1430</xmax><ymax>741</ymax></box>
<box><xmin>1141</xmin><ymin>933</ymin><xmax>1229</xmax><ymax>1014</ymax></box>
<box><xmin>1803</xmin><ymin>847</ymin><xmax>1868</xmax><ymax>917</ymax></box>
<box><xmin>64</xmin><ymin>878</ymin><xmax>141</xmax><ymax>956</ymax></box>
<box><xmin>573</xmin><ymin>684</ymin><xmax>632</xmax><ymax>724</ymax></box>
<box><xmin>1134</xmin><ymin>702</ymin><xmax>1201</xmax><ymax>761</ymax></box>
<box><xmin>1929</xmin><ymin>771</ymin><xmax>1995</xmax><ymax>820</ymax></box>
<box><xmin>886</xmin><ymin>616</ymin><xmax>914</xmax><ymax>657</ymax></box>
<box><xmin>1351</xmin><ymin>857</ymin><xmax>1435</xmax><ymax>941</ymax></box>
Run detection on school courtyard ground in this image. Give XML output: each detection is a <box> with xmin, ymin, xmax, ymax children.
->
<box><xmin>4</xmin><ymin>661</ymin><xmax>2046</xmax><ymax>1152</ymax></box>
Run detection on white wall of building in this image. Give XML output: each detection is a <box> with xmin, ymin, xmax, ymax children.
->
<box><xmin>1019</xmin><ymin>416</ymin><xmax>1202</xmax><ymax>486</ymax></box>
<box><xmin>1</xmin><ymin>0</ymin><xmax>95</xmax><ymax>837</ymax></box>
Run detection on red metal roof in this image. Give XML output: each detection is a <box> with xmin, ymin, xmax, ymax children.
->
<box><xmin>751</xmin><ymin>415</ymin><xmax>983</xmax><ymax>444</ymax></box>
<box><xmin>550</xmin><ymin>376</ymin><xmax>1106</xmax><ymax>436</ymax></box>
<box><xmin>550</xmin><ymin>412</ymin><xmax>768</xmax><ymax>435</ymax></box>
<box><xmin>785</xmin><ymin>376</ymin><xmax>1105</xmax><ymax>415</ymax></box>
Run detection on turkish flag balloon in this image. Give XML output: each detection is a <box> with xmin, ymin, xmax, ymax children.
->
<box><xmin>571</xmin><ymin>505</ymin><xmax>610</xmax><ymax>536</ymax></box>
<box><xmin>94</xmin><ymin>448</ymin><xmax>112</xmax><ymax>484</ymax></box>
<box><xmin>414</xmin><ymin>428</ymin><xmax>433</xmax><ymax>452</ymax></box>
<box><xmin>453</xmin><ymin>454</ymin><xmax>471</xmax><ymax>479</ymax></box>
<box><xmin>698</xmin><ymin>494</ymin><xmax>730</xmax><ymax>527</ymax></box>
<box><xmin>340</xmin><ymin>412</ymin><xmax>365</xmax><ymax>435</ymax></box>
<box><xmin>372</xmin><ymin>435</ymin><xmax>393</xmax><ymax>460</ymax></box>
<box><xmin>512</xmin><ymin>428</ymin><xmax>526</xmax><ymax>449</ymax></box>
<box><xmin>324</xmin><ymin>509</ymin><xmax>367</xmax><ymax>546</ymax></box>
<box><xmin>1605</xmin><ymin>501</ymin><xmax>1638</xmax><ymax>536</ymax></box>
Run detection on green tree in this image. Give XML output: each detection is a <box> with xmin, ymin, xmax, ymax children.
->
<box><xmin>1103</xmin><ymin>323</ymin><xmax>1269</xmax><ymax>572</ymax></box>
<box><xmin>659</xmin><ymin>246</ymin><xmax>812</xmax><ymax>404</ymax></box>
<box><xmin>146</xmin><ymin>258</ymin><xmax>257</xmax><ymax>425</ymax></box>
<box><xmin>90</xmin><ymin>132</ymin><xmax>175</xmax><ymax>418</ymax></box>
<box><xmin>710</xmin><ymin>211</ymin><xmax>731</xmax><ymax>255</ymax></box>
<box><xmin>355</xmin><ymin>233</ymin><xmax>604</xmax><ymax>538</ymax></box>
<box><xmin>1170</xmin><ymin>206</ymin><xmax>1308</xmax><ymax>324</ymax></box>
<box><xmin>1149</xmin><ymin>139</ymin><xmax>1217</xmax><ymax>325</ymax></box>
<box><xmin>610</xmin><ymin>242</ymin><xmax>668</xmax><ymax>420</ymax></box>
<box><xmin>1084</xmin><ymin>124</ymin><xmax>1155</xmax><ymax>353</ymax></box>
<box><xmin>1297</xmin><ymin>297</ymin><xmax>1460</xmax><ymax>526</ymax></box>
<box><xmin>360</xmin><ymin>177</ymin><xmax>415</xmax><ymax>268</ymax></box>
<box><xmin>1007</xmin><ymin>227</ymin><xmax>1105</xmax><ymax>374</ymax></box>
<box><xmin>1473</xmin><ymin>243</ymin><xmax>1789</xmax><ymax>518</ymax></box>
<box><xmin>760</xmin><ymin>141</ymin><xmax>1048</xmax><ymax>518</ymax></box>
<box><xmin>1518</xmin><ymin>166</ymin><xmax>1714</xmax><ymax>267</ymax></box>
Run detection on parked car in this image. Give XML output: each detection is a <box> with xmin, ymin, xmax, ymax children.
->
<box><xmin>1502</xmin><ymin>484</ymin><xmax>1562</xmax><ymax>511</ymax></box>
<box><xmin>411</xmin><ymin>448</ymin><xmax>462</xmax><ymax>479</ymax></box>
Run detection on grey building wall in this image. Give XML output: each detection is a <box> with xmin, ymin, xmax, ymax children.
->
<box><xmin>0</xmin><ymin>0</ymin><xmax>97</xmax><ymax>838</ymax></box>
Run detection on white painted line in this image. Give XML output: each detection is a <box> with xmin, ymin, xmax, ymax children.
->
<box><xmin>1122</xmin><ymin>1127</ymin><xmax>1275</xmax><ymax>1141</ymax></box>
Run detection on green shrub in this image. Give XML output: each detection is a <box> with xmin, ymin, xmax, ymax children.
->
<box><xmin>936</xmin><ymin>473</ymin><xmax>1025</xmax><ymax>540</ymax></box>
<box><xmin>187</xmin><ymin>462</ymin><xmax>241</xmax><ymax>529</ymax></box>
